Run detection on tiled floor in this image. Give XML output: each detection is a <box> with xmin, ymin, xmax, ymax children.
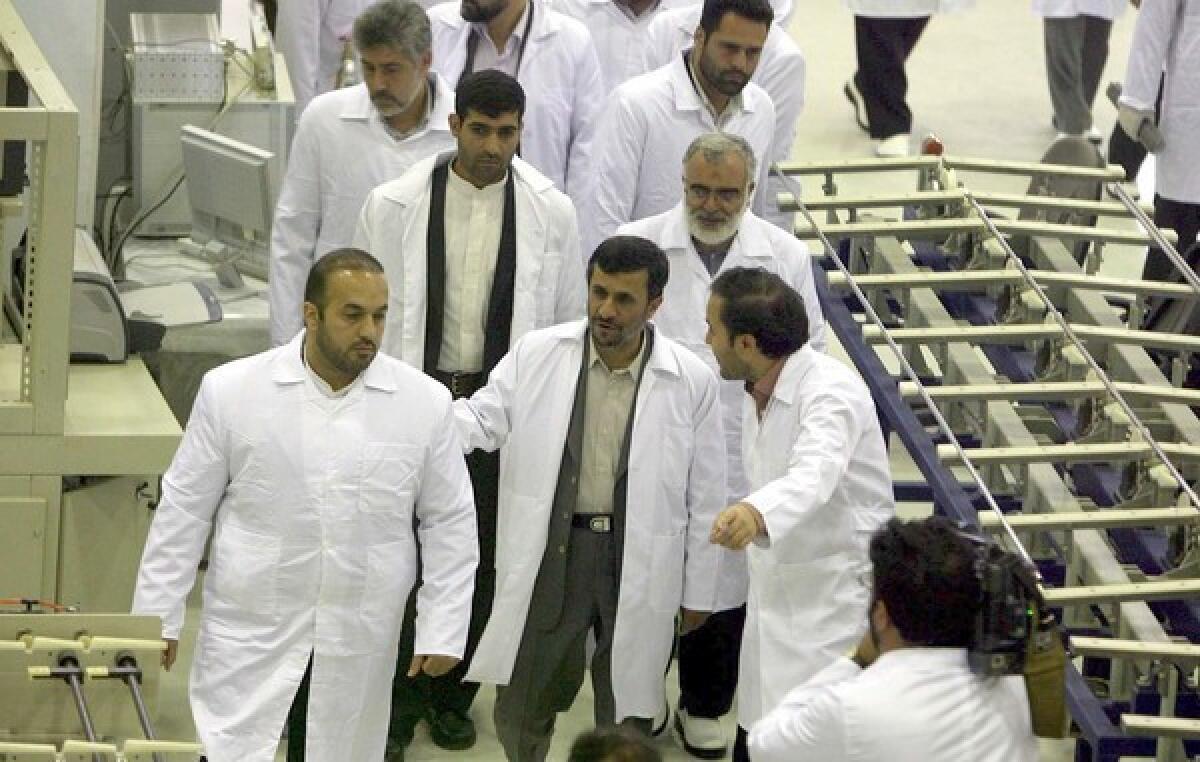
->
<box><xmin>150</xmin><ymin>0</ymin><xmax>1151</xmax><ymax>759</ymax></box>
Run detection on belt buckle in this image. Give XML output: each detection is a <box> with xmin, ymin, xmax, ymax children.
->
<box><xmin>589</xmin><ymin>515</ymin><xmax>612</xmax><ymax>533</ymax></box>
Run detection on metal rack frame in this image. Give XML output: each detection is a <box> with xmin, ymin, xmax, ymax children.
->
<box><xmin>775</xmin><ymin>153</ymin><xmax>1200</xmax><ymax>762</ymax></box>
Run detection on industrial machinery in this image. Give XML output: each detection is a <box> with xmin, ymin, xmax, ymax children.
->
<box><xmin>0</xmin><ymin>610</ymin><xmax>201</xmax><ymax>760</ymax></box>
<box><xmin>774</xmin><ymin>147</ymin><xmax>1200</xmax><ymax>761</ymax></box>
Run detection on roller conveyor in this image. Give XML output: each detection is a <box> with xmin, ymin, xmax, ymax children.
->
<box><xmin>774</xmin><ymin>150</ymin><xmax>1200</xmax><ymax>762</ymax></box>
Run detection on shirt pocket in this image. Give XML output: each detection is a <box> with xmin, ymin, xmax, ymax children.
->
<box><xmin>206</xmin><ymin>523</ymin><xmax>281</xmax><ymax>629</ymax></box>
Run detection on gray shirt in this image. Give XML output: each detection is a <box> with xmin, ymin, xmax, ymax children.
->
<box><xmin>575</xmin><ymin>332</ymin><xmax>647</xmax><ymax>514</ymax></box>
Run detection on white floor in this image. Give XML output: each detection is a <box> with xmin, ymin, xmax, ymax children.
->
<box><xmin>151</xmin><ymin>0</ymin><xmax>1147</xmax><ymax>758</ymax></box>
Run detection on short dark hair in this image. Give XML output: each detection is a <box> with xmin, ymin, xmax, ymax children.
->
<box><xmin>587</xmin><ymin>236</ymin><xmax>669</xmax><ymax>301</ymax></box>
<box><xmin>869</xmin><ymin>517</ymin><xmax>982</xmax><ymax>648</ymax></box>
<box><xmin>568</xmin><ymin>729</ymin><xmax>662</xmax><ymax>762</ymax></box>
<box><xmin>303</xmin><ymin>248</ymin><xmax>385</xmax><ymax>312</ymax></box>
<box><xmin>698</xmin><ymin>0</ymin><xmax>773</xmax><ymax>36</ymax></box>
<box><xmin>455</xmin><ymin>69</ymin><xmax>525</xmax><ymax>120</ymax></box>
<box><xmin>709</xmin><ymin>267</ymin><xmax>808</xmax><ymax>357</ymax></box>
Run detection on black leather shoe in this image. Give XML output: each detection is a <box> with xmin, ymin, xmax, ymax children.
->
<box><xmin>426</xmin><ymin>708</ymin><xmax>477</xmax><ymax>750</ymax></box>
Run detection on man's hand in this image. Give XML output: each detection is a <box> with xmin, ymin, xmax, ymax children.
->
<box><xmin>162</xmin><ymin>639</ymin><xmax>179</xmax><ymax>671</ymax></box>
<box><xmin>1117</xmin><ymin>103</ymin><xmax>1165</xmax><ymax>152</ymax></box>
<box><xmin>408</xmin><ymin>654</ymin><xmax>460</xmax><ymax>678</ymax></box>
<box><xmin>679</xmin><ymin>608</ymin><xmax>710</xmax><ymax>636</ymax></box>
<box><xmin>710</xmin><ymin>502</ymin><xmax>765</xmax><ymax>550</ymax></box>
<box><xmin>851</xmin><ymin>631</ymin><xmax>878</xmax><ymax>669</ymax></box>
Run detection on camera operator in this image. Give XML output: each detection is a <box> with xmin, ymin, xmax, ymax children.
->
<box><xmin>747</xmin><ymin>516</ymin><xmax>1039</xmax><ymax>762</ymax></box>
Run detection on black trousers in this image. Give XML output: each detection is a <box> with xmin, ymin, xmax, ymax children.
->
<box><xmin>1143</xmin><ymin>196</ymin><xmax>1200</xmax><ymax>331</ymax></box>
<box><xmin>852</xmin><ymin>15</ymin><xmax>930</xmax><ymax>140</ymax></box>
<box><xmin>677</xmin><ymin>604</ymin><xmax>746</xmax><ymax>718</ymax></box>
<box><xmin>388</xmin><ymin>447</ymin><xmax>499</xmax><ymax>741</ymax></box>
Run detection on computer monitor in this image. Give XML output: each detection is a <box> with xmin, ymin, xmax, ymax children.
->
<box><xmin>179</xmin><ymin>124</ymin><xmax>275</xmax><ymax>278</ymax></box>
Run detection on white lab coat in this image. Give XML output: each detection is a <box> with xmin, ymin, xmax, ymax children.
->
<box><xmin>132</xmin><ymin>334</ymin><xmax>478</xmax><ymax>762</ymax></box>
<box><xmin>581</xmin><ymin>54</ymin><xmax>776</xmax><ymax>256</ymax></box>
<box><xmin>352</xmin><ymin>152</ymin><xmax>587</xmax><ymax>364</ymax></box>
<box><xmin>737</xmin><ymin>345</ymin><xmax>895</xmax><ymax>727</ymax></box>
<box><xmin>641</xmin><ymin>8</ymin><xmax>806</xmax><ymax>232</ymax></box>
<box><xmin>842</xmin><ymin>0</ymin><xmax>973</xmax><ymax>17</ymax></box>
<box><xmin>620</xmin><ymin>204</ymin><xmax>826</xmax><ymax>609</ymax></box>
<box><xmin>748</xmin><ymin>650</ymin><xmax>1039</xmax><ymax>762</ymax></box>
<box><xmin>275</xmin><ymin>0</ymin><xmax>370</xmax><ymax>118</ymax></box>
<box><xmin>1119</xmin><ymin>0</ymin><xmax>1200</xmax><ymax>203</ymax></box>
<box><xmin>551</xmin><ymin>0</ymin><xmax>673</xmax><ymax>95</ymax></box>
<box><xmin>426</xmin><ymin>0</ymin><xmax>605</xmax><ymax>204</ymax></box>
<box><xmin>1032</xmin><ymin>0</ymin><xmax>1125</xmax><ymax>19</ymax></box>
<box><xmin>268</xmin><ymin>77</ymin><xmax>457</xmax><ymax>346</ymax></box>
<box><xmin>455</xmin><ymin>319</ymin><xmax>727</xmax><ymax>720</ymax></box>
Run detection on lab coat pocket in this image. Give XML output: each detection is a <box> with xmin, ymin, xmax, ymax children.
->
<box><xmin>360</xmin><ymin>541</ymin><xmax>415</xmax><ymax>651</ymax></box>
<box><xmin>358</xmin><ymin>443</ymin><xmax>421</xmax><ymax>514</ymax></box>
<box><xmin>774</xmin><ymin>553</ymin><xmax>867</xmax><ymax>646</ymax></box>
<box><xmin>533</xmin><ymin>252</ymin><xmax>563</xmax><ymax>324</ymax></box>
<box><xmin>649</xmin><ymin>530</ymin><xmax>687</xmax><ymax>613</ymax></box>
<box><xmin>207</xmin><ymin>523</ymin><xmax>281</xmax><ymax>628</ymax></box>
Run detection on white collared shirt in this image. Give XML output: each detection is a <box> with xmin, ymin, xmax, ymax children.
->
<box><xmin>576</xmin><ymin>332</ymin><xmax>647</xmax><ymax>515</ymax></box>
<box><xmin>437</xmin><ymin>166</ymin><xmax>507</xmax><ymax>372</ymax></box>
<box><xmin>469</xmin><ymin>1</ymin><xmax>532</xmax><ymax>76</ymax></box>
<box><xmin>687</xmin><ymin>51</ymin><xmax>744</xmax><ymax>127</ymax></box>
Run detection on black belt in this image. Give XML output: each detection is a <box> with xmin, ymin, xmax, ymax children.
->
<box><xmin>429</xmin><ymin>369</ymin><xmax>485</xmax><ymax>399</ymax></box>
<box><xmin>571</xmin><ymin>514</ymin><xmax>613</xmax><ymax>533</ymax></box>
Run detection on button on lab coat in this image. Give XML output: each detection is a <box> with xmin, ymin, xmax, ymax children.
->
<box><xmin>427</xmin><ymin>0</ymin><xmax>604</xmax><ymax>204</ymax></box>
<box><xmin>132</xmin><ymin>334</ymin><xmax>478</xmax><ymax>762</ymax></box>
<box><xmin>738</xmin><ymin>345</ymin><xmax>895</xmax><ymax>727</ymax></box>
<box><xmin>275</xmin><ymin>0</ymin><xmax>370</xmax><ymax>117</ymax></box>
<box><xmin>749</xmin><ymin>650</ymin><xmax>1039</xmax><ymax>762</ymax></box>
<box><xmin>1119</xmin><ymin>0</ymin><xmax>1200</xmax><ymax>204</ymax></box>
<box><xmin>454</xmin><ymin>319</ymin><xmax>726</xmax><ymax>720</ymax></box>
<box><xmin>352</xmin><ymin>152</ymin><xmax>586</xmax><ymax>365</ymax></box>
<box><xmin>268</xmin><ymin>77</ymin><xmax>457</xmax><ymax>346</ymax></box>
<box><xmin>581</xmin><ymin>53</ymin><xmax>776</xmax><ymax>255</ymax></box>
<box><xmin>641</xmin><ymin>7</ymin><xmax>807</xmax><ymax>232</ymax></box>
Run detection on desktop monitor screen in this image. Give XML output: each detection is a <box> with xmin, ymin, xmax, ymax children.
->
<box><xmin>179</xmin><ymin>125</ymin><xmax>275</xmax><ymax>249</ymax></box>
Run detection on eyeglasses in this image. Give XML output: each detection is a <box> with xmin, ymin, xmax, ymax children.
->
<box><xmin>684</xmin><ymin>181</ymin><xmax>745</xmax><ymax>205</ymax></box>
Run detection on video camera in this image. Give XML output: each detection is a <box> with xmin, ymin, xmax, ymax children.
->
<box><xmin>957</xmin><ymin>523</ymin><xmax>1067</xmax><ymax>738</ymax></box>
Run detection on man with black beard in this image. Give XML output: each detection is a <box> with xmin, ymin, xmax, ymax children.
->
<box><xmin>425</xmin><ymin>0</ymin><xmax>604</xmax><ymax>208</ymax></box>
<box><xmin>618</xmin><ymin>132</ymin><xmax>824</xmax><ymax>759</ymax></box>
<box><xmin>354</xmin><ymin>70</ymin><xmax>585</xmax><ymax>759</ymax></box>
<box><xmin>579</xmin><ymin>0</ymin><xmax>776</xmax><ymax>255</ymax></box>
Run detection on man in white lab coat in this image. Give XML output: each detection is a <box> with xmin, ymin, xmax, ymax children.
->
<box><xmin>748</xmin><ymin>516</ymin><xmax>1039</xmax><ymax>762</ymax></box>
<box><xmin>276</xmin><ymin>0</ymin><xmax>371</xmax><ymax>117</ymax></box>
<box><xmin>269</xmin><ymin>1</ymin><xmax>457</xmax><ymax>346</ymax></box>
<box><xmin>426</xmin><ymin>0</ymin><xmax>605</xmax><ymax>205</ymax></box>
<box><xmin>704</xmin><ymin>267</ymin><xmax>894</xmax><ymax>762</ymax></box>
<box><xmin>580</xmin><ymin>0</ymin><xmax>777</xmax><ymax>255</ymax></box>
<box><xmin>455</xmin><ymin>237</ymin><xmax>726</xmax><ymax>761</ymax></box>
<box><xmin>841</xmin><ymin>0</ymin><xmax>974</xmax><ymax>157</ymax></box>
<box><xmin>554</xmin><ymin>0</ymin><xmax>673</xmax><ymax>96</ymax></box>
<box><xmin>354</xmin><ymin>70</ymin><xmax>585</xmax><ymax>754</ymax></box>
<box><xmin>132</xmin><ymin>250</ymin><xmax>478</xmax><ymax>762</ymax></box>
<box><xmin>641</xmin><ymin>5</ymin><xmax>806</xmax><ymax>232</ymax></box>
<box><xmin>1117</xmin><ymin>0</ymin><xmax>1200</xmax><ymax>336</ymax></box>
<box><xmin>618</xmin><ymin>132</ymin><xmax>824</xmax><ymax>758</ymax></box>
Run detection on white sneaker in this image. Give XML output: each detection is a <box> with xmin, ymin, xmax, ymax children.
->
<box><xmin>874</xmin><ymin>133</ymin><xmax>910</xmax><ymax>157</ymax></box>
<box><xmin>673</xmin><ymin>708</ymin><xmax>728</xmax><ymax>759</ymax></box>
